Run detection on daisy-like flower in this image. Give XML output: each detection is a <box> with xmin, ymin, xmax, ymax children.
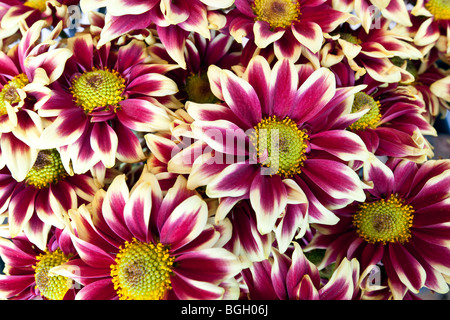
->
<box><xmin>149</xmin><ymin>30</ymin><xmax>243</xmax><ymax>104</ymax></box>
<box><xmin>242</xmin><ymin>242</ymin><xmax>360</xmax><ymax>299</ymax></box>
<box><xmin>0</xmin><ymin>0</ymin><xmax>77</xmax><ymax>43</ymax></box>
<box><xmin>0</xmin><ymin>148</ymin><xmax>99</xmax><ymax>250</ymax></box>
<box><xmin>80</xmin><ymin>0</ymin><xmax>234</xmax><ymax>69</ymax></box>
<box><xmin>173</xmin><ymin>55</ymin><xmax>369</xmax><ymax>245</ymax></box>
<box><xmin>226</xmin><ymin>0</ymin><xmax>357</xmax><ymax>61</ymax></box>
<box><xmin>0</xmin><ymin>20</ymin><xmax>72</xmax><ymax>181</ymax></box>
<box><xmin>331</xmin><ymin>62</ymin><xmax>436</xmax><ymax>163</ymax></box>
<box><xmin>38</xmin><ymin>33</ymin><xmax>179</xmax><ymax>179</ymax></box>
<box><xmin>410</xmin><ymin>0</ymin><xmax>450</xmax><ymax>60</ymax></box>
<box><xmin>306</xmin><ymin>156</ymin><xmax>450</xmax><ymax>299</ymax></box>
<box><xmin>321</xmin><ymin>19</ymin><xmax>422</xmax><ymax>83</ymax></box>
<box><xmin>330</xmin><ymin>0</ymin><xmax>412</xmax><ymax>33</ymax></box>
<box><xmin>0</xmin><ymin>227</ymin><xmax>78</xmax><ymax>300</ymax></box>
<box><xmin>53</xmin><ymin>167</ymin><xmax>245</xmax><ymax>300</ymax></box>
<box><xmin>391</xmin><ymin>52</ymin><xmax>450</xmax><ymax>124</ymax></box>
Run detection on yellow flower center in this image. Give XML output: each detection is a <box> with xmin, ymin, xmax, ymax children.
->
<box><xmin>353</xmin><ymin>195</ymin><xmax>414</xmax><ymax>245</ymax></box>
<box><xmin>348</xmin><ymin>92</ymin><xmax>382</xmax><ymax>131</ymax></box>
<box><xmin>23</xmin><ymin>0</ymin><xmax>47</xmax><ymax>12</ymax></box>
<box><xmin>33</xmin><ymin>249</ymin><xmax>73</xmax><ymax>300</ymax></box>
<box><xmin>185</xmin><ymin>72</ymin><xmax>218</xmax><ymax>103</ymax></box>
<box><xmin>70</xmin><ymin>67</ymin><xmax>126</xmax><ymax>114</ymax></box>
<box><xmin>252</xmin><ymin>0</ymin><xmax>301</xmax><ymax>30</ymax></box>
<box><xmin>425</xmin><ymin>0</ymin><xmax>450</xmax><ymax>20</ymax></box>
<box><xmin>25</xmin><ymin>149</ymin><xmax>68</xmax><ymax>189</ymax></box>
<box><xmin>250</xmin><ymin>116</ymin><xmax>309</xmax><ymax>177</ymax></box>
<box><xmin>0</xmin><ymin>74</ymin><xmax>29</xmax><ymax>116</ymax></box>
<box><xmin>110</xmin><ymin>238</ymin><xmax>175</xmax><ymax>300</ymax></box>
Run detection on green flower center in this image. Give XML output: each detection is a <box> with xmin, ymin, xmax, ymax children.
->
<box><xmin>250</xmin><ymin>116</ymin><xmax>309</xmax><ymax>177</ymax></box>
<box><xmin>391</xmin><ymin>57</ymin><xmax>419</xmax><ymax>81</ymax></box>
<box><xmin>348</xmin><ymin>92</ymin><xmax>382</xmax><ymax>131</ymax></box>
<box><xmin>33</xmin><ymin>249</ymin><xmax>72</xmax><ymax>300</ymax></box>
<box><xmin>25</xmin><ymin>149</ymin><xmax>68</xmax><ymax>189</ymax></box>
<box><xmin>110</xmin><ymin>238</ymin><xmax>175</xmax><ymax>300</ymax></box>
<box><xmin>185</xmin><ymin>72</ymin><xmax>218</xmax><ymax>103</ymax></box>
<box><xmin>252</xmin><ymin>0</ymin><xmax>301</xmax><ymax>30</ymax></box>
<box><xmin>353</xmin><ymin>195</ymin><xmax>414</xmax><ymax>244</ymax></box>
<box><xmin>339</xmin><ymin>32</ymin><xmax>361</xmax><ymax>45</ymax></box>
<box><xmin>425</xmin><ymin>0</ymin><xmax>450</xmax><ymax>20</ymax></box>
<box><xmin>0</xmin><ymin>74</ymin><xmax>29</xmax><ymax>116</ymax></box>
<box><xmin>23</xmin><ymin>0</ymin><xmax>47</xmax><ymax>12</ymax></box>
<box><xmin>70</xmin><ymin>67</ymin><xmax>126</xmax><ymax>114</ymax></box>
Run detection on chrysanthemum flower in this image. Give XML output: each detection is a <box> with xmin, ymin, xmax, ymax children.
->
<box><xmin>0</xmin><ymin>227</ymin><xmax>78</xmax><ymax>300</ymax></box>
<box><xmin>0</xmin><ymin>20</ymin><xmax>72</xmax><ymax>181</ymax></box>
<box><xmin>174</xmin><ymin>56</ymin><xmax>369</xmax><ymax>243</ymax></box>
<box><xmin>321</xmin><ymin>19</ymin><xmax>422</xmax><ymax>83</ymax></box>
<box><xmin>80</xmin><ymin>0</ymin><xmax>233</xmax><ymax>69</ymax></box>
<box><xmin>38</xmin><ymin>33</ymin><xmax>179</xmax><ymax>178</ymax></box>
<box><xmin>411</xmin><ymin>0</ymin><xmax>450</xmax><ymax>60</ymax></box>
<box><xmin>331</xmin><ymin>62</ymin><xmax>436</xmax><ymax>163</ymax></box>
<box><xmin>391</xmin><ymin>52</ymin><xmax>450</xmax><ymax>124</ymax></box>
<box><xmin>53</xmin><ymin>168</ymin><xmax>245</xmax><ymax>300</ymax></box>
<box><xmin>0</xmin><ymin>0</ymin><xmax>78</xmax><ymax>46</ymax></box>
<box><xmin>149</xmin><ymin>30</ymin><xmax>242</xmax><ymax>104</ymax></box>
<box><xmin>330</xmin><ymin>0</ymin><xmax>411</xmax><ymax>33</ymax></box>
<box><xmin>226</xmin><ymin>0</ymin><xmax>357</xmax><ymax>61</ymax></box>
<box><xmin>0</xmin><ymin>148</ymin><xmax>99</xmax><ymax>250</ymax></box>
<box><xmin>242</xmin><ymin>242</ymin><xmax>360</xmax><ymax>299</ymax></box>
<box><xmin>306</xmin><ymin>156</ymin><xmax>450</xmax><ymax>299</ymax></box>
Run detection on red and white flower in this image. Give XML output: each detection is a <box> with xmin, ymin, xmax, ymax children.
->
<box><xmin>0</xmin><ymin>0</ymin><xmax>77</xmax><ymax>45</ymax></box>
<box><xmin>53</xmin><ymin>167</ymin><xmax>245</xmax><ymax>300</ymax></box>
<box><xmin>242</xmin><ymin>242</ymin><xmax>360</xmax><ymax>299</ymax></box>
<box><xmin>307</xmin><ymin>156</ymin><xmax>450</xmax><ymax>299</ymax></box>
<box><xmin>0</xmin><ymin>20</ymin><xmax>72</xmax><ymax>181</ymax></box>
<box><xmin>38</xmin><ymin>32</ymin><xmax>179</xmax><ymax>180</ymax></box>
<box><xmin>80</xmin><ymin>0</ymin><xmax>233</xmax><ymax>69</ymax></box>
<box><xmin>0</xmin><ymin>148</ymin><xmax>99</xmax><ymax>250</ymax></box>
<box><xmin>0</xmin><ymin>227</ymin><xmax>78</xmax><ymax>300</ymax></box>
<box><xmin>171</xmin><ymin>55</ymin><xmax>369</xmax><ymax>246</ymax></box>
<box><xmin>226</xmin><ymin>0</ymin><xmax>357</xmax><ymax>61</ymax></box>
<box><xmin>331</xmin><ymin>62</ymin><xmax>436</xmax><ymax>163</ymax></box>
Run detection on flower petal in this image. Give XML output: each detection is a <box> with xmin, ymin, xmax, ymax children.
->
<box><xmin>269</xmin><ymin>59</ymin><xmax>298</xmax><ymax>119</ymax></box>
<box><xmin>290</xmin><ymin>68</ymin><xmax>336</xmax><ymax>124</ymax></box>
<box><xmin>291</xmin><ymin>21</ymin><xmax>323</xmax><ymax>53</ymax></box>
<box><xmin>310</xmin><ymin>130</ymin><xmax>369</xmax><ymax>162</ymax></box>
<box><xmin>90</xmin><ymin>122</ymin><xmax>118</xmax><ymax>168</ymax></box>
<box><xmin>250</xmin><ymin>173</ymin><xmax>288</xmax><ymax>235</ymax></box>
<box><xmin>219</xmin><ymin>69</ymin><xmax>263</xmax><ymax>128</ymax></box>
<box><xmin>302</xmin><ymin>158</ymin><xmax>366</xmax><ymax>202</ymax></box>
<box><xmin>206</xmin><ymin>161</ymin><xmax>257</xmax><ymax>198</ymax></box>
<box><xmin>159</xmin><ymin>195</ymin><xmax>208</xmax><ymax>251</ymax></box>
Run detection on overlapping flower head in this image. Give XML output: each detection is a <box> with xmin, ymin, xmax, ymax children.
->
<box><xmin>0</xmin><ymin>0</ymin><xmax>449</xmax><ymax>301</ymax></box>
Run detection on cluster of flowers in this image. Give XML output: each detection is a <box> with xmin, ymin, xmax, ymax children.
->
<box><xmin>0</xmin><ymin>0</ymin><xmax>449</xmax><ymax>301</ymax></box>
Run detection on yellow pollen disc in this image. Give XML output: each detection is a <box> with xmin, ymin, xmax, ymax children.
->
<box><xmin>0</xmin><ymin>73</ymin><xmax>29</xmax><ymax>116</ymax></box>
<box><xmin>252</xmin><ymin>0</ymin><xmax>301</xmax><ymax>30</ymax></box>
<box><xmin>185</xmin><ymin>72</ymin><xmax>218</xmax><ymax>104</ymax></box>
<box><xmin>425</xmin><ymin>0</ymin><xmax>450</xmax><ymax>20</ymax></box>
<box><xmin>23</xmin><ymin>0</ymin><xmax>47</xmax><ymax>12</ymax></box>
<box><xmin>32</xmin><ymin>249</ymin><xmax>72</xmax><ymax>300</ymax></box>
<box><xmin>110</xmin><ymin>238</ymin><xmax>175</xmax><ymax>300</ymax></box>
<box><xmin>70</xmin><ymin>67</ymin><xmax>126</xmax><ymax>114</ymax></box>
<box><xmin>250</xmin><ymin>115</ymin><xmax>309</xmax><ymax>177</ymax></box>
<box><xmin>348</xmin><ymin>92</ymin><xmax>382</xmax><ymax>131</ymax></box>
<box><xmin>25</xmin><ymin>149</ymin><xmax>68</xmax><ymax>189</ymax></box>
<box><xmin>353</xmin><ymin>195</ymin><xmax>414</xmax><ymax>245</ymax></box>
